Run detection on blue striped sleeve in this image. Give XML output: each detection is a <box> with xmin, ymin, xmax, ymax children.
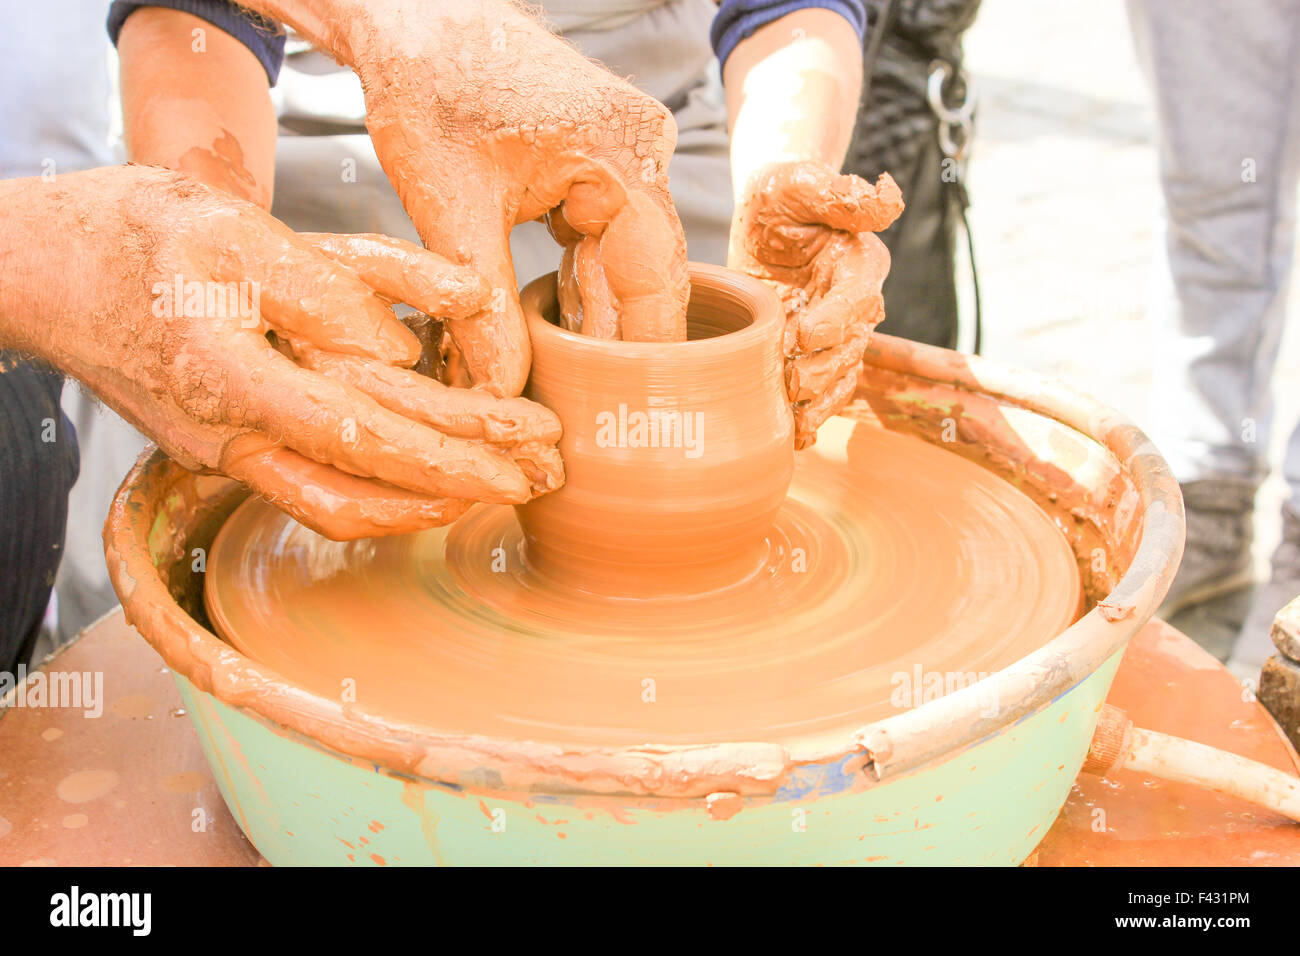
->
<box><xmin>107</xmin><ymin>1</ymin><xmax>286</xmax><ymax>85</ymax></box>
<box><xmin>711</xmin><ymin>0</ymin><xmax>868</xmax><ymax>71</ymax></box>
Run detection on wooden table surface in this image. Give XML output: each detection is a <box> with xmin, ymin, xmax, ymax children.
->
<box><xmin>1</xmin><ymin>610</ymin><xmax>1297</xmax><ymax>866</ymax></box>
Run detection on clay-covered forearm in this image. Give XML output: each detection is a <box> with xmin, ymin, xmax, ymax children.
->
<box><xmin>118</xmin><ymin>7</ymin><xmax>278</xmax><ymax>208</ymax></box>
<box><xmin>0</xmin><ymin>168</ymin><xmax>189</xmax><ymax>381</ymax></box>
<box><xmin>242</xmin><ymin>0</ymin><xmax>542</xmax><ymax>75</ymax></box>
<box><xmin>723</xmin><ymin>7</ymin><xmax>865</xmax><ymax>201</ymax></box>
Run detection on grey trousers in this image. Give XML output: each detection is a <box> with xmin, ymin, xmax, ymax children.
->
<box><xmin>1129</xmin><ymin>0</ymin><xmax>1300</xmax><ymax>505</ymax></box>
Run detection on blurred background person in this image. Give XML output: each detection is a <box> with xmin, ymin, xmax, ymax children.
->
<box><xmin>1129</xmin><ymin>0</ymin><xmax>1300</xmax><ymax>679</ymax></box>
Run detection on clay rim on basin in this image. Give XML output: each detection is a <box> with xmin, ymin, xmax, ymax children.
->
<box><xmin>103</xmin><ymin>331</ymin><xmax>1186</xmax><ymax>799</ymax></box>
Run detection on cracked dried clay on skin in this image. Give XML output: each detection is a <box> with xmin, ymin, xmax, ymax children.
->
<box><xmin>242</xmin><ymin>0</ymin><xmax>692</xmax><ymax>362</ymax></box>
<box><xmin>0</xmin><ymin>165</ymin><xmax>561</xmax><ymax>541</ymax></box>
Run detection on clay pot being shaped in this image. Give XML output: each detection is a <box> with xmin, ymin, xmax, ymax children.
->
<box><xmin>516</xmin><ymin>263</ymin><xmax>794</xmax><ymax>597</ymax></box>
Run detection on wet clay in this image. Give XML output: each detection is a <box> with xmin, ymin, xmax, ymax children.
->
<box><xmin>0</xmin><ymin>166</ymin><xmax>564</xmax><ymax>542</ymax></box>
<box><xmin>206</xmin><ymin>414</ymin><xmax>1080</xmax><ymax>757</ymax></box>
<box><xmin>516</xmin><ymin>265</ymin><xmax>793</xmax><ymax>596</ymax></box>
<box><xmin>239</xmin><ymin>0</ymin><xmax>693</xmax><ymax>390</ymax></box>
<box><xmin>204</xmin><ymin>265</ymin><xmax>1080</xmax><ymax>757</ymax></box>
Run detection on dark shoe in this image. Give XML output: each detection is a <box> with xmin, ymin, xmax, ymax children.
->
<box><xmin>1159</xmin><ymin>478</ymin><xmax>1256</xmax><ymax>617</ymax></box>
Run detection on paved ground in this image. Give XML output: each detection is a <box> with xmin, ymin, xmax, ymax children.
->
<box><xmin>961</xmin><ymin>0</ymin><xmax>1300</xmax><ymax>660</ymax></box>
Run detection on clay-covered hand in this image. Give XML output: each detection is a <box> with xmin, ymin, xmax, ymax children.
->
<box><xmin>729</xmin><ymin>160</ymin><xmax>904</xmax><ymax>449</ymax></box>
<box><xmin>337</xmin><ymin>1</ymin><xmax>691</xmax><ymax>376</ymax></box>
<box><xmin>0</xmin><ymin>165</ymin><xmax>561</xmax><ymax>540</ymax></box>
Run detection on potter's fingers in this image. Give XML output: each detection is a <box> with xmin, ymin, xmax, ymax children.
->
<box><xmin>217</xmin><ymin>232</ymin><xmax>421</xmax><ymax>366</ymax></box>
<box><xmin>795</xmin><ymin>286</ymin><xmax>885</xmax><ymax>353</ymax></box>
<box><xmin>393</xmin><ymin>160</ymin><xmax>532</xmax><ymax>395</ymax></box>
<box><xmin>297</xmin><ymin>350</ymin><xmax>562</xmax><ymax>446</ymax></box>
<box><xmin>786</xmin><ymin>324</ymin><xmax>872</xmax><ymax>403</ymax></box>
<box><xmin>509</xmin><ymin>441</ymin><xmax>565</xmax><ymax>497</ymax></box>
<box><xmin>791</xmin><ymin>235</ymin><xmax>889</xmax><ymax>350</ymax></box>
<box><xmin>781</xmin><ymin>310</ymin><xmax>801</xmax><ymax>359</ymax></box>
<box><xmin>598</xmin><ymin>190</ymin><xmax>690</xmax><ymax>341</ymax></box>
<box><xmin>561</xmin><ymin>235</ymin><xmax>621</xmax><ymax>339</ymax></box>
<box><xmin>524</xmin><ymin>151</ymin><xmax>630</xmax><ymax>234</ymax></box>
<box><xmin>844</xmin><ymin>230</ymin><xmax>893</xmax><ymax>284</ymax></box>
<box><xmin>557</xmin><ymin>241</ymin><xmax>585</xmax><ymax>333</ymax></box>
<box><xmin>351</xmin><ymin>124</ymin><xmax>529</xmax><ymax>391</ymax></box>
<box><xmin>542</xmin><ymin>166</ymin><xmax>687</xmax><ymax>340</ymax></box>
<box><xmin>774</xmin><ymin>166</ymin><xmax>904</xmax><ymax>234</ymax></box>
<box><xmin>741</xmin><ymin>219</ymin><xmax>827</xmax><ymax>271</ymax></box>
<box><xmin>300</xmin><ymin>233</ymin><xmax>492</xmax><ymax>321</ymax></box>
<box><xmin>214</xmin><ymin>336</ymin><xmax>534</xmax><ymax>503</ymax></box>
<box><xmin>444</xmin><ymin>236</ymin><xmax>532</xmax><ymax>397</ymax></box>
<box><xmin>529</xmin><ymin>152</ymin><xmax>686</xmax><ymax>340</ymax></box>
<box><xmin>298</xmin><ymin>351</ymin><xmax>565</xmax><ymax>498</ymax></box>
<box><xmin>794</xmin><ymin>369</ymin><xmax>860</xmax><ymax>450</ymax></box>
<box><xmin>219</xmin><ymin>434</ymin><xmax>471</xmax><ymax>540</ymax></box>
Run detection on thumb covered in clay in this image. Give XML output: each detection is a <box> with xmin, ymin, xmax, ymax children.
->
<box><xmin>360</xmin><ymin>120</ymin><xmax>533</xmax><ymax>398</ymax></box>
<box><xmin>538</xmin><ymin>152</ymin><xmax>690</xmax><ymax>343</ymax></box>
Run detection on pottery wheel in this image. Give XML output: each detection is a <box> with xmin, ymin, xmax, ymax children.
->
<box><xmin>205</xmin><ymin>416</ymin><xmax>1082</xmax><ymax>756</ymax></box>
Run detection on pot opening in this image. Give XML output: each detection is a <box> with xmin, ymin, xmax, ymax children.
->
<box><xmin>535</xmin><ymin>276</ymin><xmax>759</xmax><ymax>342</ymax></box>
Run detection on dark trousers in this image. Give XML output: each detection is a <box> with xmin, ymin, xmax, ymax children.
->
<box><xmin>845</xmin><ymin>0</ymin><xmax>983</xmax><ymax>350</ymax></box>
<box><xmin>0</xmin><ymin>353</ymin><xmax>78</xmax><ymax>674</ymax></box>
